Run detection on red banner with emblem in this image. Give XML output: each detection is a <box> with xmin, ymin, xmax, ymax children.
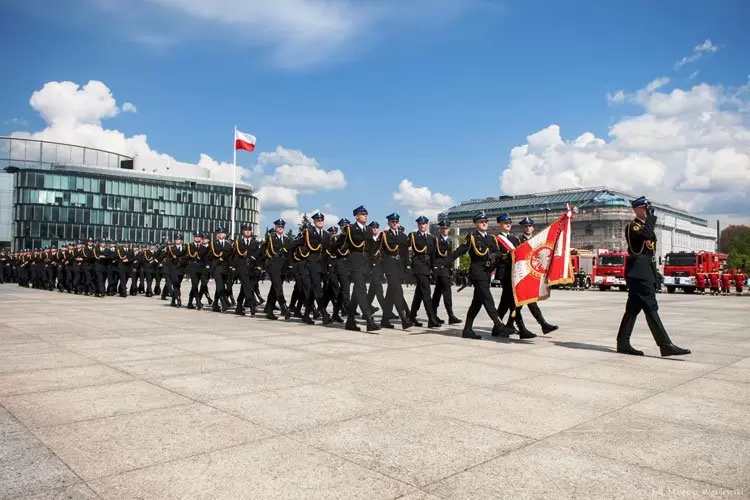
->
<box><xmin>510</xmin><ymin>207</ymin><xmax>575</xmax><ymax>306</ymax></box>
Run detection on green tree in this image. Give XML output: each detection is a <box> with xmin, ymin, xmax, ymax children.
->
<box><xmin>720</xmin><ymin>225</ymin><xmax>750</xmax><ymax>271</ymax></box>
<box><xmin>719</xmin><ymin>225</ymin><xmax>750</xmax><ymax>253</ymax></box>
<box><xmin>285</xmin><ymin>229</ymin><xmax>295</xmax><ymax>240</ymax></box>
<box><xmin>459</xmin><ymin>253</ymin><xmax>470</xmax><ymax>272</ymax></box>
<box><xmin>298</xmin><ymin>214</ymin><xmax>311</xmax><ymax>235</ymax></box>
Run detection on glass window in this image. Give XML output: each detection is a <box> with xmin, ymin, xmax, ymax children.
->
<box><xmin>126</xmin><ymin>182</ymin><xmax>132</xmax><ymax>197</ymax></box>
<box><xmin>75</xmin><ymin>177</ymin><xmax>84</xmax><ymax>190</ymax></box>
<box><xmin>105</xmin><ymin>180</ymin><xmax>112</xmax><ymax>194</ymax></box>
<box><xmin>91</xmin><ymin>179</ymin><xmax>99</xmax><ymax>193</ymax></box>
<box><xmin>104</xmin><ymin>212</ymin><xmax>112</xmax><ymax>225</ymax></box>
<box><xmin>84</xmin><ymin>178</ymin><xmax>91</xmax><ymax>192</ymax></box>
<box><xmin>93</xmin><ymin>195</ymin><xmax>101</xmax><ymax>209</ymax></box>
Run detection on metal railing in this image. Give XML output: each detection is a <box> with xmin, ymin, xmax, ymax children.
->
<box><xmin>0</xmin><ymin>136</ymin><xmax>131</xmax><ymax>171</ymax></box>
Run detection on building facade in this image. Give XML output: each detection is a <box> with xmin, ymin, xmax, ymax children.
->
<box><xmin>439</xmin><ymin>187</ymin><xmax>717</xmax><ymax>261</ymax></box>
<box><xmin>1</xmin><ymin>136</ymin><xmax>259</xmax><ymax>250</ymax></box>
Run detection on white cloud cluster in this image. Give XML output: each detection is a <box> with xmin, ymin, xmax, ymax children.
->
<box><xmin>250</xmin><ymin>146</ymin><xmax>346</xmax><ymax>210</ymax></box>
<box><xmin>393</xmin><ymin>179</ymin><xmax>454</xmax><ymax>222</ymax></box>
<box><xmin>500</xmin><ymin>74</ymin><xmax>750</xmax><ymax>220</ymax></box>
<box><xmin>675</xmin><ymin>39</ymin><xmax>719</xmax><ymax>70</ymax></box>
<box><xmin>87</xmin><ymin>0</ymin><xmax>483</xmax><ymax>68</ymax></box>
<box><xmin>9</xmin><ymin>80</ymin><xmax>345</xmax><ymax>216</ymax></box>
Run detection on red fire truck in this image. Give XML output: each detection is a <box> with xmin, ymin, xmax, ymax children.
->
<box><xmin>662</xmin><ymin>251</ymin><xmax>728</xmax><ymax>294</ymax></box>
<box><xmin>569</xmin><ymin>250</ymin><xmax>596</xmax><ymax>289</ymax></box>
<box><xmin>593</xmin><ymin>251</ymin><xmax>628</xmax><ymax>291</ymax></box>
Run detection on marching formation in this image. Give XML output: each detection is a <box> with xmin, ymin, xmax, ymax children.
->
<box><xmin>0</xmin><ymin>207</ymin><xmax>559</xmax><ymax>340</ymax></box>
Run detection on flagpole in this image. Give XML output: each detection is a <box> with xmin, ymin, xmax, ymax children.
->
<box><xmin>231</xmin><ymin>125</ymin><xmax>237</xmax><ymax>239</ymax></box>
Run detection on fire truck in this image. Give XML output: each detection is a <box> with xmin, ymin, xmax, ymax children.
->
<box><xmin>593</xmin><ymin>251</ymin><xmax>628</xmax><ymax>291</ymax></box>
<box><xmin>569</xmin><ymin>250</ymin><xmax>596</xmax><ymax>289</ymax></box>
<box><xmin>662</xmin><ymin>251</ymin><xmax>728</xmax><ymax>294</ymax></box>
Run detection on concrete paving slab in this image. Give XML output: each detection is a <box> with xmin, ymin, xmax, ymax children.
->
<box><xmin>499</xmin><ymin>373</ymin><xmax>658</xmax><ymax>411</ymax></box>
<box><xmin>1</xmin><ymin>380</ymin><xmax>192</xmax><ymax>428</ymax></box>
<box><xmin>211</xmin><ymin>383</ymin><xmax>391</xmax><ymax>433</ymax></box>
<box><xmin>0</xmin><ymin>408</ymin><xmax>80</xmax><ymax>498</ymax></box>
<box><xmin>667</xmin><ymin>377</ymin><xmax>750</xmax><ymax>404</ymax></box>
<box><xmin>426</xmin><ymin>441</ymin><xmax>741</xmax><ymax>500</ymax></box>
<box><xmin>417</xmin><ymin>388</ymin><xmax>607</xmax><ymax>439</ymax></box>
<box><xmin>326</xmin><ymin>370</ymin><xmax>475</xmax><ymax>404</ymax></box>
<box><xmin>0</xmin><ymin>351</ymin><xmax>95</xmax><ymax>375</ymax></box>
<box><xmin>88</xmin><ymin>436</ymin><xmax>412</xmax><ymax>499</ymax></box>
<box><xmin>16</xmin><ymin>483</ymin><xmax>101</xmax><ymax>500</ymax></box>
<box><xmin>110</xmin><ymin>354</ymin><xmax>241</xmax><ymax>379</ymax></box>
<box><xmin>556</xmin><ymin>361</ymin><xmax>701</xmax><ymax>390</ymax></box>
<box><xmin>475</xmin><ymin>351</ymin><xmax>588</xmax><ymax>373</ymax></box>
<box><xmin>0</xmin><ymin>364</ymin><xmax>134</xmax><ymax>397</ymax></box>
<box><xmin>296</xmin><ymin>407</ymin><xmax>533</xmax><ymax>487</ymax></box>
<box><xmin>154</xmin><ymin>365</ymin><xmax>309</xmax><ymax>401</ymax></box>
<box><xmin>209</xmin><ymin>346</ymin><xmax>319</xmax><ymax>366</ymax></box>
<box><xmin>409</xmin><ymin>358</ymin><xmax>540</xmax><ymax>387</ymax></box>
<box><xmin>705</xmin><ymin>364</ymin><xmax>750</xmax><ymax>384</ymax></box>
<box><xmin>546</xmin><ymin>412</ymin><xmax>750</xmax><ymax>490</ymax></box>
<box><xmin>34</xmin><ymin>403</ymin><xmax>274</xmax><ymax>480</ymax></box>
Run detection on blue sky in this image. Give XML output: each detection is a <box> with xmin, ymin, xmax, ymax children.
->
<box><xmin>2</xmin><ymin>0</ymin><xmax>749</xmax><ymax>229</ymax></box>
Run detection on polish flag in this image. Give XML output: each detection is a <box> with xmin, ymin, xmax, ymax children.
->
<box><xmin>235</xmin><ymin>130</ymin><xmax>256</xmax><ymax>153</ymax></box>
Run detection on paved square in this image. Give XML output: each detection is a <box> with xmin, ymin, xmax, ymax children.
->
<box><xmin>0</xmin><ymin>283</ymin><xmax>747</xmax><ymax>499</ymax></box>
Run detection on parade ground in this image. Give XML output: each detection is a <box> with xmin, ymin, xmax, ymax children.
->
<box><xmin>0</xmin><ymin>283</ymin><xmax>747</xmax><ymax>499</ymax></box>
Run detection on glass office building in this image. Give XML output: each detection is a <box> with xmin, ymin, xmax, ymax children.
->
<box><xmin>1</xmin><ymin>137</ymin><xmax>259</xmax><ymax>250</ymax></box>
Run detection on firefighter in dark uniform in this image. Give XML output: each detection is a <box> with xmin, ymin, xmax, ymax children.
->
<box><xmin>321</xmin><ymin>226</ymin><xmax>344</xmax><ymax>323</ymax></box>
<box><xmin>431</xmin><ymin>220</ymin><xmax>462</xmax><ymax>325</ymax></box>
<box><xmin>198</xmin><ymin>234</ymin><xmax>213</xmax><ymax>307</ymax></box>
<box><xmin>93</xmin><ymin>239</ymin><xmax>108</xmax><ymax>297</ymax></box>
<box><xmin>116</xmin><ymin>241</ymin><xmax>135</xmax><ymax>297</ymax></box>
<box><xmin>408</xmin><ymin>216</ymin><xmax>440</xmax><ymax>328</ymax></box>
<box><xmin>378</xmin><ymin>213</ymin><xmax>412</xmax><ymax>330</ymax></box>
<box><xmin>448</xmin><ymin>212</ymin><xmax>516</xmax><ymax>339</ymax></box>
<box><xmin>167</xmin><ymin>233</ymin><xmax>187</xmax><ymax>307</ymax></box>
<box><xmin>142</xmin><ymin>242</ymin><xmax>157</xmax><ymax>297</ymax></box>
<box><xmin>334</xmin><ymin>218</ymin><xmax>352</xmax><ymax>317</ymax></box>
<box><xmin>297</xmin><ymin>213</ymin><xmax>332</xmax><ymax>325</ymax></box>
<box><xmin>366</xmin><ymin>221</ymin><xmax>386</xmax><ymax>314</ymax></box>
<box><xmin>516</xmin><ymin>217</ymin><xmax>559</xmax><ymax>334</ymax></box>
<box><xmin>184</xmin><ymin>233</ymin><xmax>204</xmax><ymax>308</ymax></box>
<box><xmin>495</xmin><ymin>214</ymin><xmax>536</xmax><ymax>339</ymax></box>
<box><xmin>264</xmin><ymin>220</ymin><xmax>293</xmax><ymax>320</ymax></box>
<box><xmin>233</xmin><ymin>224</ymin><xmax>261</xmax><ymax>316</ymax></box>
<box><xmin>616</xmin><ymin>197</ymin><xmax>691</xmax><ymax>357</ymax></box>
<box><xmin>341</xmin><ymin>206</ymin><xmax>380</xmax><ymax>333</ymax></box>
<box><xmin>210</xmin><ymin>227</ymin><xmax>232</xmax><ymax>312</ymax></box>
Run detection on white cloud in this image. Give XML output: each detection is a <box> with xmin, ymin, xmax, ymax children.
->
<box><xmin>4</xmin><ymin>118</ymin><xmax>27</xmax><ymax>126</ymax></box>
<box><xmin>606</xmin><ymin>90</ymin><xmax>625</xmax><ymax>105</ymax></box>
<box><xmin>84</xmin><ymin>0</ymin><xmax>483</xmax><ymax>69</ymax></box>
<box><xmin>500</xmin><ymin>76</ymin><xmax>750</xmax><ymax>219</ymax></box>
<box><xmin>393</xmin><ymin>179</ymin><xmax>454</xmax><ymax>222</ymax></box>
<box><xmin>9</xmin><ymin>80</ymin><xmax>344</xmax><ymax>215</ymax></box>
<box><xmin>688</xmin><ymin>70</ymin><xmax>701</xmax><ymax>80</ymax></box>
<box><xmin>256</xmin><ymin>186</ymin><xmax>299</xmax><ymax>210</ymax></box>
<box><xmin>674</xmin><ymin>38</ymin><xmax>719</xmax><ymax>70</ymax></box>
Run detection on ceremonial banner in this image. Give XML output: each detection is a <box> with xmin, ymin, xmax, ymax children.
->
<box><xmin>547</xmin><ymin>206</ymin><xmax>575</xmax><ymax>286</ymax></box>
<box><xmin>511</xmin><ymin>207</ymin><xmax>574</xmax><ymax>306</ymax></box>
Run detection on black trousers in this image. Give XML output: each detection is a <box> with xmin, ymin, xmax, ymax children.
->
<box><xmin>336</xmin><ymin>267</ymin><xmax>351</xmax><ymax>314</ymax></box>
<box><xmin>322</xmin><ymin>268</ymin><xmax>340</xmax><ymax>312</ymax></box>
<box><xmin>213</xmin><ymin>268</ymin><xmax>229</xmax><ymax>306</ymax></box>
<box><xmin>617</xmin><ymin>278</ymin><xmax>671</xmax><ymax>346</ymax></box>
<box><xmin>234</xmin><ymin>270</ymin><xmax>256</xmax><ymax>310</ymax></box>
<box><xmin>94</xmin><ymin>265</ymin><xmax>107</xmax><ymax>294</ymax></box>
<box><xmin>465</xmin><ymin>277</ymin><xmax>502</xmax><ymax>328</ymax></box>
<box><xmin>410</xmin><ymin>273</ymin><xmax>436</xmax><ymax>322</ymax></box>
<box><xmin>170</xmin><ymin>266</ymin><xmax>185</xmax><ymax>298</ymax></box>
<box><xmin>347</xmin><ymin>254</ymin><xmax>371</xmax><ymax>322</ymax></box>
<box><xmin>306</xmin><ymin>261</ymin><xmax>326</xmax><ymax>313</ymax></box>
<box><xmin>431</xmin><ymin>273</ymin><xmax>455</xmax><ymax>317</ymax></box>
<box><xmin>367</xmin><ymin>272</ymin><xmax>386</xmax><ymax>311</ymax></box>
<box><xmin>107</xmin><ymin>266</ymin><xmax>119</xmax><ymax>294</ymax></box>
<box><xmin>382</xmin><ymin>258</ymin><xmax>408</xmax><ymax>323</ymax></box>
<box><xmin>117</xmin><ymin>264</ymin><xmax>132</xmax><ymax>296</ymax></box>
<box><xmin>266</xmin><ymin>266</ymin><xmax>288</xmax><ymax>308</ymax></box>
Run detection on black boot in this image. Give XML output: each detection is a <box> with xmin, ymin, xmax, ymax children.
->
<box><xmin>491</xmin><ymin>322</ymin><xmax>515</xmax><ymax>338</ymax></box>
<box><xmin>365</xmin><ymin>317</ymin><xmax>381</xmax><ymax>334</ymax></box>
<box><xmin>529</xmin><ymin>302</ymin><xmax>558</xmax><ymax>334</ymax></box>
<box><xmin>513</xmin><ymin>316</ymin><xmax>537</xmax><ymax>339</ymax></box>
<box><xmin>187</xmin><ymin>290</ymin><xmax>196</xmax><ymax>310</ymax></box>
<box><xmin>616</xmin><ymin>313</ymin><xmax>643</xmax><ymax>355</ymax></box>
<box><xmin>279</xmin><ymin>303</ymin><xmax>292</xmax><ymax>320</ymax></box>
<box><xmin>660</xmin><ymin>343</ymin><xmax>691</xmax><ymax>357</ymax></box>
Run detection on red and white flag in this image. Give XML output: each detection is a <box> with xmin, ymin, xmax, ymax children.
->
<box><xmin>510</xmin><ymin>208</ymin><xmax>574</xmax><ymax>306</ymax></box>
<box><xmin>235</xmin><ymin>130</ymin><xmax>256</xmax><ymax>153</ymax></box>
<box><xmin>547</xmin><ymin>205</ymin><xmax>575</xmax><ymax>286</ymax></box>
